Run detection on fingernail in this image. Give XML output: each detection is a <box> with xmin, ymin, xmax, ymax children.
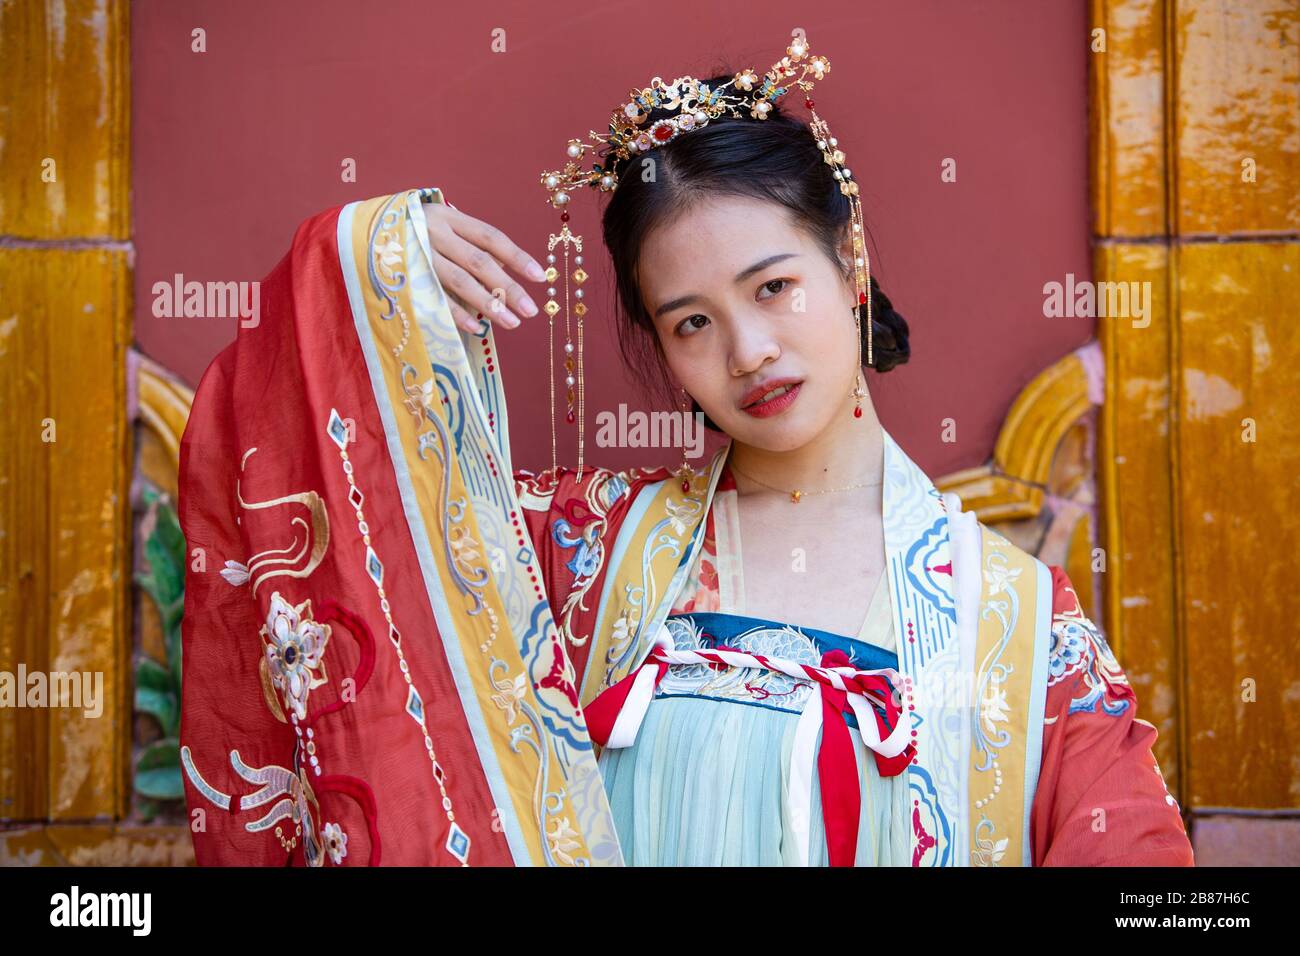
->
<box><xmin>527</xmin><ymin>261</ymin><xmax>546</xmax><ymax>281</ymax></box>
<box><xmin>507</xmin><ymin>315</ymin><xmax>522</xmax><ymax>328</ymax></box>
<box><xmin>520</xmin><ymin>295</ymin><xmax>539</xmax><ymax>317</ymax></box>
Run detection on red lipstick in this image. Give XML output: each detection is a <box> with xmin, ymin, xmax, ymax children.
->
<box><xmin>739</xmin><ymin>378</ymin><xmax>803</xmax><ymax>418</ymax></box>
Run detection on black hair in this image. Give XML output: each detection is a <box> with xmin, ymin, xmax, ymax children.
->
<box><xmin>599</xmin><ymin>72</ymin><xmax>910</xmax><ymax>430</ymax></box>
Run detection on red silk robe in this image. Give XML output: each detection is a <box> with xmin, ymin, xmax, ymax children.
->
<box><xmin>178</xmin><ymin>190</ymin><xmax>1193</xmax><ymax>866</ymax></box>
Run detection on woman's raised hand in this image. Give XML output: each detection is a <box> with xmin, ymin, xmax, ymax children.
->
<box><xmin>422</xmin><ymin>199</ymin><xmax>548</xmax><ymax>334</ymax></box>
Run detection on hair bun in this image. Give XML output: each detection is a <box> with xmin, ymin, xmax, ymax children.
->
<box><xmin>865</xmin><ymin>275</ymin><xmax>910</xmax><ymax>373</ymax></box>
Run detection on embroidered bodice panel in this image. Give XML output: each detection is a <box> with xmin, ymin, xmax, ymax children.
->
<box><xmin>662</xmin><ymin>466</ymin><xmax>896</xmax><ymax>723</ymax></box>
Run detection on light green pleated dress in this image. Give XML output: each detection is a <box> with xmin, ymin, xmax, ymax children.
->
<box><xmin>597</xmin><ymin>484</ymin><xmax>911</xmax><ymax>866</ymax></box>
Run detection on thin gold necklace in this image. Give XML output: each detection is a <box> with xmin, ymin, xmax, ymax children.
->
<box><xmin>728</xmin><ymin>458</ymin><xmax>883</xmax><ymax>504</ymax></box>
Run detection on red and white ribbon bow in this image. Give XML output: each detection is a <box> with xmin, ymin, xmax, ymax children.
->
<box><xmin>584</xmin><ymin>626</ymin><xmax>916</xmax><ymax>866</ymax></box>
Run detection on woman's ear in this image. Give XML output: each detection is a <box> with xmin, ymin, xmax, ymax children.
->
<box><xmin>836</xmin><ymin>227</ymin><xmax>858</xmax><ymax>288</ymax></box>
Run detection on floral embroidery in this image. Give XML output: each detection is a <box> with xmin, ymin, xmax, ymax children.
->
<box><xmin>664</xmin><ymin>497</ymin><xmax>691</xmax><ymax>536</ymax></box>
<box><xmin>613</xmin><ymin>613</ymin><xmax>634</xmax><ymax>647</ymax></box>
<box><xmin>553</xmin><ymin>515</ymin><xmax>602</xmax><ymax>579</ymax></box>
<box><xmin>698</xmin><ymin>557</ymin><xmax>719</xmax><ymax>594</ymax></box>
<box><xmin>220</xmin><ymin>559</ymin><xmax>250</xmax><ymax>586</ymax></box>
<box><xmin>181</xmin><ymin>747</ymin><xmax>328</xmax><ymax>867</ymax></box>
<box><xmin>491</xmin><ymin>670</ymin><xmax>529</xmax><ymax>725</ymax></box>
<box><xmin>260</xmin><ymin>592</ymin><xmax>331</xmax><ymax>721</ymax></box>
<box><xmin>547</xmin><ymin>816</ymin><xmax>582</xmax><ymax>866</ymax></box>
<box><xmin>670</xmin><ymin>503</ymin><xmax>721</xmax><ymax>616</ymax></box>
<box><xmin>518</xmin><ymin>466</ymin><xmax>629</xmax><ymax>652</ymax></box>
<box><xmin>537</xmin><ymin>633</ymin><xmax>581</xmax><ymax>709</ymax></box>
<box><xmin>912</xmin><ymin>805</ymin><xmax>937</xmax><ymax>867</ymax></box>
<box><xmin>449</xmin><ymin>526</ymin><xmax>484</xmax><ymax>567</ymax></box>
<box><xmin>1047</xmin><ymin>621</ymin><xmax>1089</xmax><ymax>686</ymax></box>
<box><xmin>323</xmin><ymin>821</ymin><xmax>348</xmax><ymax>864</ymax></box>
<box><xmin>972</xmin><ymin>820</ymin><xmax>1009</xmax><ymax>867</ymax></box>
<box><xmin>980</xmin><ymin>682</ymin><xmax>1010</xmax><ymax>727</ymax></box>
<box><xmin>1049</xmin><ymin>587</ymin><xmax>1131</xmax><ymax>718</ymax></box>
<box><xmin>983</xmin><ymin>558</ymin><xmax>1023</xmax><ymax>598</ymax></box>
<box><xmin>656</xmin><ymin>615</ymin><xmax>870</xmax><ymax>713</ymax></box>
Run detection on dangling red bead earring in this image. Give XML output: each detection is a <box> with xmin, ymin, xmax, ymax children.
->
<box><xmin>851</xmin><ymin>287</ymin><xmax>870</xmax><ymax>419</ymax></box>
<box><xmin>672</xmin><ymin>386</ymin><xmax>694</xmax><ymax>493</ymax></box>
<box><xmin>849</xmin><ymin>219</ymin><xmax>871</xmax><ymax>419</ymax></box>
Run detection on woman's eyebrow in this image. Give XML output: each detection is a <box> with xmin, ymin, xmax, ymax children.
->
<box><xmin>653</xmin><ymin>252</ymin><xmax>799</xmax><ymax>319</ymax></box>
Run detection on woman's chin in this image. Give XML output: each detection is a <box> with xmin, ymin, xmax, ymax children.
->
<box><xmin>724</xmin><ymin>410</ymin><xmax>821</xmax><ymax>452</ymax></box>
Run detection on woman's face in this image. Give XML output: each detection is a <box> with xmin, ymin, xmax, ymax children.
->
<box><xmin>638</xmin><ymin>194</ymin><xmax>862</xmax><ymax>451</ymax></box>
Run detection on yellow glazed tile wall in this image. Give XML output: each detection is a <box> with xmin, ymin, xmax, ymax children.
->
<box><xmin>1096</xmin><ymin>243</ymin><xmax>1182</xmax><ymax>794</ymax></box>
<box><xmin>1089</xmin><ymin>0</ymin><xmax>1168</xmax><ymax>237</ymax></box>
<box><xmin>0</xmin><ymin>0</ymin><xmax>132</xmax><ymax>824</ymax></box>
<box><xmin>1093</xmin><ymin>0</ymin><xmax>1299</xmax><ymax>816</ymax></box>
<box><xmin>1177</xmin><ymin>242</ymin><xmax>1299</xmax><ymax>809</ymax></box>
<box><xmin>1173</xmin><ymin>3</ymin><xmax>1299</xmax><ymax>235</ymax></box>
<box><xmin>0</xmin><ymin>0</ymin><xmax>130</xmax><ymax>240</ymax></box>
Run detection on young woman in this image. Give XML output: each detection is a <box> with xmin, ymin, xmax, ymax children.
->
<box><xmin>177</xmin><ymin>38</ymin><xmax>1193</xmax><ymax>867</ymax></box>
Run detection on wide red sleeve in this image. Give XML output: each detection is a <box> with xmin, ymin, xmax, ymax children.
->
<box><xmin>178</xmin><ymin>197</ymin><xmax>521</xmax><ymax>867</ymax></box>
<box><xmin>1030</xmin><ymin>566</ymin><xmax>1194</xmax><ymax>866</ymax></box>
<box><xmin>178</xmin><ymin>343</ymin><xmax>299</xmax><ymax>866</ymax></box>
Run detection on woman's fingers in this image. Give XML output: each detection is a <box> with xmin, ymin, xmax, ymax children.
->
<box><xmin>444</xmin><ymin>295</ymin><xmax>482</xmax><ymax>335</ymax></box>
<box><xmin>428</xmin><ymin>248</ymin><xmax>523</xmax><ymax>330</ymax></box>
<box><xmin>438</xmin><ymin>228</ymin><xmax>540</xmax><ymax>322</ymax></box>
<box><xmin>446</xmin><ymin>206</ymin><xmax>548</xmax><ymax>286</ymax></box>
<box><xmin>431</xmin><ymin>248</ymin><xmax>517</xmax><ymax>330</ymax></box>
<box><xmin>423</xmin><ymin>202</ymin><xmax>552</xmax><ymax>334</ymax></box>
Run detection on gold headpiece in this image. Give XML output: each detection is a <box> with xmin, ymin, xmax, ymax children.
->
<box><xmin>538</xmin><ymin>31</ymin><xmax>871</xmax><ymax>475</ymax></box>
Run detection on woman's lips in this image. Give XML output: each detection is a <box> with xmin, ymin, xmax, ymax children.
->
<box><xmin>742</xmin><ymin>381</ymin><xmax>802</xmax><ymax>418</ymax></box>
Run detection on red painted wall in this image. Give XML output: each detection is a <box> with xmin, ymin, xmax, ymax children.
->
<box><xmin>131</xmin><ymin>0</ymin><xmax>1093</xmax><ymax>476</ymax></box>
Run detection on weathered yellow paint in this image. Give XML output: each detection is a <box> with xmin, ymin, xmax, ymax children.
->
<box><xmin>1089</xmin><ymin>0</ymin><xmax>1169</xmax><ymax>237</ymax></box>
<box><xmin>1177</xmin><ymin>241</ymin><xmax>1300</xmax><ymax>808</ymax></box>
<box><xmin>0</xmin><ymin>248</ymin><xmax>53</xmax><ymax>821</ymax></box>
<box><xmin>0</xmin><ymin>0</ymin><xmax>132</xmax><ymax>827</ymax></box>
<box><xmin>1093</xmin><ymin>0</ymin><xmax>1299</xmax><ymax>812</ymax></box>
<box><xmin>46</xmin><ymin>248</ymin><xmax>133</xmax><ymax>820</ymax></box>
<box><xmin>1095</xmin><ymin>243</ymin><xmax>1181</xmax><ymax>794</ymax></box>
<box><xmin>1173</xmin><ymin>2</ymin><xmax>1299</xmax><ymax>235</ymax></box>
<box><xmin>0</xmin><ymin>824</ymin><xmax>193</xmax><ymax>866</ymax></box>
<box><xmin>0</xmin><ymin>248</ymin><xmax>132</xmax><ymax>821</ymax></box>
<box><xmin>0</xmin><ymin>0</ymin><xmax>131</xmax><ymax>240</ymax></box>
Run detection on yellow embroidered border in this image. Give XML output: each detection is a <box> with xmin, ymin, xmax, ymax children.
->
<box><xmin>346</xmin><ymin>195</ymin><xmax>593</xmax><ymax>865</ymax></box>
<box><xmin>968</xmin><ymin>527</ymin><xmax>1047</xmax><ymax>865</ymax></box>
<box><xmin>580</xmin><ymin>455</ymin><xmax>721</xmax><ymax>707</ymax></box>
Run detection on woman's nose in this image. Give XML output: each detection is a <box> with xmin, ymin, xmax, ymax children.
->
<box><xmin>728</xmin><ymin>320</ymin><xmax>781</xmax><ymax>376</ymax></box>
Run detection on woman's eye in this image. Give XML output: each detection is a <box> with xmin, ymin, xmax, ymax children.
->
<box><xmin>759</xmin><ymin>278</ymin><xmax>789</xmax><ymax>299</ymax></box>
<box><xmin>676</xmin><ymin>314</ymin><xmax>710</xmax><ymax>336</ymax></box>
